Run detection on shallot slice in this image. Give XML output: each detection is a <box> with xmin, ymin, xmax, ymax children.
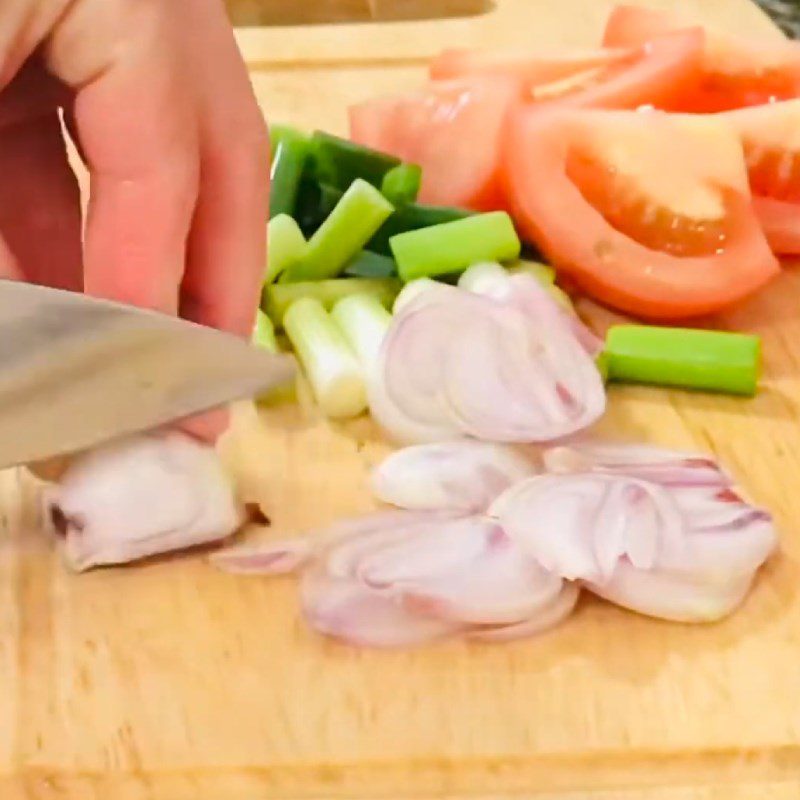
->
<box><xmin>490</xmin><ymin>473</ymin><xmax>684</xmax><ymax>583</ymax></box>
<box><xmin>490</xmin><ymin>462</ymin><xmax>777</xmax><ymax>623</ymax></box>
<box><xmin>369</xmin><ymin>277</ymin><xmax>606</xmax><ymax>445</ymax></box>
<box><xmin>210</xmin><ymin>538</ymin><xmax>314</xmax><ymax>575</ymax></box>
<box><xmin>301</xmin><ymin>567</ymin><xmax>460</xmax><ymax>648</ymax></box>
<box><xmin>45</xmin><ymin>432</ymin><xmax>242</xmax><ymax>572</ymax></box>
<box><xmin>469</xmin><ymin>582</ymin><xmax>580</xmax><ymax>643</ymax></box>
<box><xmin>543</xmin><ymin>442</ymin><xmax>733</xmax><ymax>487</ymax></box>
<box><xmin>371</xmin><ymin>440</ymin><xmax>536</xmax><ymax>513</ymax></box>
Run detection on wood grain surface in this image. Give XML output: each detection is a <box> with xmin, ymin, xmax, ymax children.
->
<box><xmin>4</xmin><ymin>2</ymin><xmax>800</xmax><ymax>799</ymax></box>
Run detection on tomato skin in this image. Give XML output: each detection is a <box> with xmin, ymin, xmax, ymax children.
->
<box><xmin>502</xmin><ymin>107</ymin><xmax>780</xmax><ymax>320</ymax></box>
<box><xmin>349</xmin><ymin>76</ymin><xmax>524</xmax><ymax>211</ymax></box>
<box><xmin>603</xmin><ymin>4</ymin><xmax>800</xmax><ymax>111</ymax></box>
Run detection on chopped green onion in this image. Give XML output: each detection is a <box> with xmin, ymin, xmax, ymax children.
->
<box><xmin>595</xmin><ymin>350</ymin><xmax>610</xmax><ymax>384</ymax></box>
<box><xmin>368</xmin><ymin>202</ymin><xmax>474</xmax><ymax>256</ymax></box>
<box><xmin>282</xmin><ymin>179</ymin><xmax>394</xmax><ymax>282</ymax></box>
<box><xmin>457</xmin><ymin>261</ymin><xmax>509</xmax><ymax>294</ymax></box>
<box><xmin>252</xmin><ymin>309</ymin><xmax>278</xmax><ymax>352</ymax></box>
<box><xmin>343</xmin><ymin>250</ymin><xmax>397</xmax><ymax>279</ymax></box>
<box><xmin>390</xmin><ymin>211</ymin><xmax>521</xmax><ymax>283</ymax></box>
<box><xmin>265</xmin><ymin>215</ymin><xmax>307</xmax><ymax>285</ymax></box>
<box><xmin>308</xmin><ymin>131</ymin><xmax>400</xmax><ymax>190</ymax></box>
<box><xmin>292</xmin><ymin>181</ymin><xmax>345</xmax><ymax>238</ymax></box>
<box><xmin>508</xmin><ymin>260</ymin><xmax>556</xmax><ymax>285</ymax></box>
<box><xmin>284</xmin><ymin>297</ymin><xmax>367</xmax><ymax>419</ymax></box>
<box><xmin>264</xmin><ymin>277</ymin><xmax>401</xmax><ymax>328</ymax></box>
<box><xmin>269</xmin><ymin>132</ymin><xmax>309</xmax><ymax>219</ymax></box>
<box><xmin>392</xmin><ymin>278</ymin><xmax>440</xmax><ymax>314</ymax></box>
<box><xmin>252</xmin><ymin>310</ymin><xmax>297</xmax><ymax>406</ymax></box>
<box><xmin>330</xmin><ymin>293</ymin><xmax>392</xmax><ymax>370</ymax></box>
<box><xmin>269</xmin><ymin>124</ymin><xmax>306</xmax><ymax>159</ymax></box>
<box><xmin>605</xmin><ymin>325</ymin><xmax>760</xmax><ymax>396</ymax></box>
<box><xmin>380</xmin><ymin>163</ymin><xmax>422</xmax><ymax>205</ymax></box>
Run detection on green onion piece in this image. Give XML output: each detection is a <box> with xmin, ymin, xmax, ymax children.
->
<box><xmin>595</xmin><ymin>350</ymin><xmax>610</xmax><ymax>384</ymax></box>
<box><xmin>284</xmin><ymin>297</ymin><xmax>367</xmax><ymax>419</ymax></box>
<box><xmin>282</xmin><ymin>179</ymin><xmax>395</xmax><ymax>282</ymax></box>
<box><xmin>343</xmin><ymin>250</ymin><xmax>397</xmax><ymax>279</ymax></box>
<box><xmin>269</xmin><ymin>124</ymin><xmax>307</xmax><ymax>159</ymax></box>
<box><xmin>393</xmin><ymin>278</ymin><xmax>440</xmax><ymax>314</ymax></box>
<box><xmin>265</xmin><ymin>214</ymin><xmax>307</xmax><ymax>284</ymax></box>
<box><xmin>508</xmin><ymin>260</ymin><xmax>556</xmax><ymax>285</ymax></box>
<box><xmin>368</xmin><ymin>202</ymin><xmax>474</xmax><ymax>256</ymax></box>
<box><xmin>309</xmin><ymin>131</ymin><xmax>400</xmax><ymax>190</ymax></box>
<box><xmin>330</xmin><ymin>293</ymin><xmax>392</xmax><ymax>370</ymax></box>
<box><xmin>457</xmin><ymin>261</ymin><xmax>509</xmax><ymax>294</ymax></box>
<box><xmin>380</xmin><ymin>163</ymin><xmax>422</xmax><ymax>206</ymax></box>
<box><xmin>252</xmin><ymin>309</ymin><xmax>278</xmax><ymax>352</ymax></box>
<box><xmin>252</xmin><ymin>310</ymin><xmax>297</xmax><ymax>406</ymax></box>
<box><xmin>264</xmin><ymin>277</ymin><xmax>401</xmax><ymax>328</ymax></box>
<box><xmin>390</xmin><ymin>211</ymin><xmax>521</xmax><ymax>282</ymax></box>
<box><xmin>605</xmin><ymin>325</ymin><xmax>761</xmax><ymax>396</ymax></box>
<box><xmin>270</xmin><ymin>132</ymin><xmax>309</xmax><ymax>219</ymax></box>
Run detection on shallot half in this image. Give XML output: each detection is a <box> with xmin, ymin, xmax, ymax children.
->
<box><xmin>43</xmin><ymin>432</ymin><xmax>243</xmax><ymax>572</ymax></box>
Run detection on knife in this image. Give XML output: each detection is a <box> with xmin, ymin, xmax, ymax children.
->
<box><xmin>0</xmin><ymin>280</ymin><xmax>296</xmax><ymax>470</ymax></box>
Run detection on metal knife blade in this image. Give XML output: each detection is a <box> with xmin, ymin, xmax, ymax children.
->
<box><xmin>0</xmin><ymin>280</ymin><xmax>296</xmax><ymax>470</ymax></box>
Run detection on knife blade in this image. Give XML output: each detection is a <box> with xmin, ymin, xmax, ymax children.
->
<box><xmin>0</xmin><ymin>280</ymin><xmax>296</xmax><ymax>470</ymax></box>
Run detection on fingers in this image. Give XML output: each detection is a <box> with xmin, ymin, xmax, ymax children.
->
<box><xmin>180</xmin><ymin>0</ymin><xmax>270</xmax><ymax>338</ymax></box>
<box><xmin>0</xmin><ymin>113</ymin><xmax>83</xmax><ymax>290</ymax></box>
<box><xmin>47</xmin><ymin>0</ymin><xmax>201</xmax><ymax>313</ymax></box>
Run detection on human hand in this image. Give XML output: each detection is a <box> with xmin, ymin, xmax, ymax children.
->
<box><xmin>0</xmin><ymin>0</ymin><xmax>270</xmax><ymax>441</ymax></box>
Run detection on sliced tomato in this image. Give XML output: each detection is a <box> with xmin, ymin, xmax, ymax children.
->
<box><xmin>603</xmin><ymin>4</ymin><xmax>800</xmax><ymax>111</ymax></box>
<box><xmin>503</xmin><ymin>107</ymin><xmax>779</xmax><ymax>319</ymax></box>
<box><xmin>349</xmin><ymin>76</ymin><xmax>524</xmax><ymax>210</ymax></box>
<box><xmin>430</xmin><ymin>46</ymin><xmax>633</xmax><ymax>84</ymax></box>
<box><xmin>724</xmin><ymin>100</ymin><xmax>800</xmax><ymax>254</ymax></box>
<box><xmin>430</xmin><ymin>30</ymin><xmax>703</xmax><ymax>111</ymax></box>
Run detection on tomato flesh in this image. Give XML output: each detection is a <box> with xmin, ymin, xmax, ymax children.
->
<box><xmin>723</xmin><ymin>100</ymin><xmax>800</xmax><ymax>254</ymax></box>
<box><xmin>603</xmin><ymin>4</ymin><xmax>800</xmax><ymax>111</ymax></box>
<box><xmin>502</xmin><ymin>107</ymin><xmax>779</xmax><ymax>319</ymax></box>
<box><xmin>349</xmin><ymin>76</ymin><xmax>524</xmax><ymax>211</ymax></box>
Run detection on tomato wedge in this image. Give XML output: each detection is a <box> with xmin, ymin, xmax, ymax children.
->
<box><xmin>724</xmin><ymin>100</ymin><xmax>800</xmax><ymax>254</ymax></box>
<box><xmin>503</xmin><ymin>107</ymin><xmax>779</xmax><ymax>319</ymax></box>
<box><xmin>430</xmin><ymin>46</ymin><xmax>633</xmax><ymax>84</ymax></box>
<box><xmin>430</xmin><ymin>30</ymin><xmax>703</xmax><ymax>111</ymax></box>
<box><xmin>603</xmin><ymin>4</ymin><xmax>800</xmax><ymax>111</ymax></box>
<box><xmin>349</xmin><ymin>76</ymin><xmax>524</xmax><ymax>210</ymax></box>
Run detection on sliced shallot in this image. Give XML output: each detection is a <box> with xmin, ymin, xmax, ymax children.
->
<box><xmin>490</xmin><ymin>458</ymin><xmax>777</xmax><ymax>622</ymax></box>
<box><xmin>543</xmin><ymin>442</ymin><xmax>733</xmax><ymax>487</ymax></box>
<box><xmin>371</xmin><ymin>440</ymin><xmax>536</xmax><ymax>513</ymax></box>
<box><xmin>369</xmin><ymin>275</ymin><xmax>605</xmax><ymax>444</ymax></box>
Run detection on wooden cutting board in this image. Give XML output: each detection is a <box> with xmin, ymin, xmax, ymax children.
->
<box><xmin>4</xmin><ymin>2</ymin><xmax>800</xmax><ymax>798</ymax></box>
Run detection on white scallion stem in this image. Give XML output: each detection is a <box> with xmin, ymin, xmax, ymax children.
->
<box><xmin>284</xmin><ymin>297</ymin><xmax>367</xmax><ymax>419</ymax></box>
<box><xmin>330</xmin><ymin>293</ymin><xmax>392</xmax><ymax>372</ymax></box>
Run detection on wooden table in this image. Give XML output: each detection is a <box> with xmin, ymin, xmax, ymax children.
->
<box><xmin>4</xmin><ymin>2</ymin><xmax>800</xmax><ymax>798</ymax></box>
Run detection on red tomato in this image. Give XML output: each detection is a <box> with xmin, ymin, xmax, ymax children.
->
<box><xmin>503</xmin><ymin>107</ymin><xmax>779</xmax><ymax>319</ymax></box>
<box><xmin>430</xmin><ymin>46</ymin><xmax>633</xmax><ymax>84</ymax></box>
<box><xmin>430</xmin><ymin>30</ymin><xmax>703</xmax><ymax>111</ymax></box>
<box><xmin>603</xmin><ymin>4</ymin><xmax>800</xmax><ymax>111</ymax></box>
<box><xmin>724</xmin><ymin>100</ymin><xmax>800</xmax><ymax>254</ymax></box>
<box><xmin>349</xmin><ymin>76</ymin><xmax>524</xmax><ymax>210</ymax></box>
